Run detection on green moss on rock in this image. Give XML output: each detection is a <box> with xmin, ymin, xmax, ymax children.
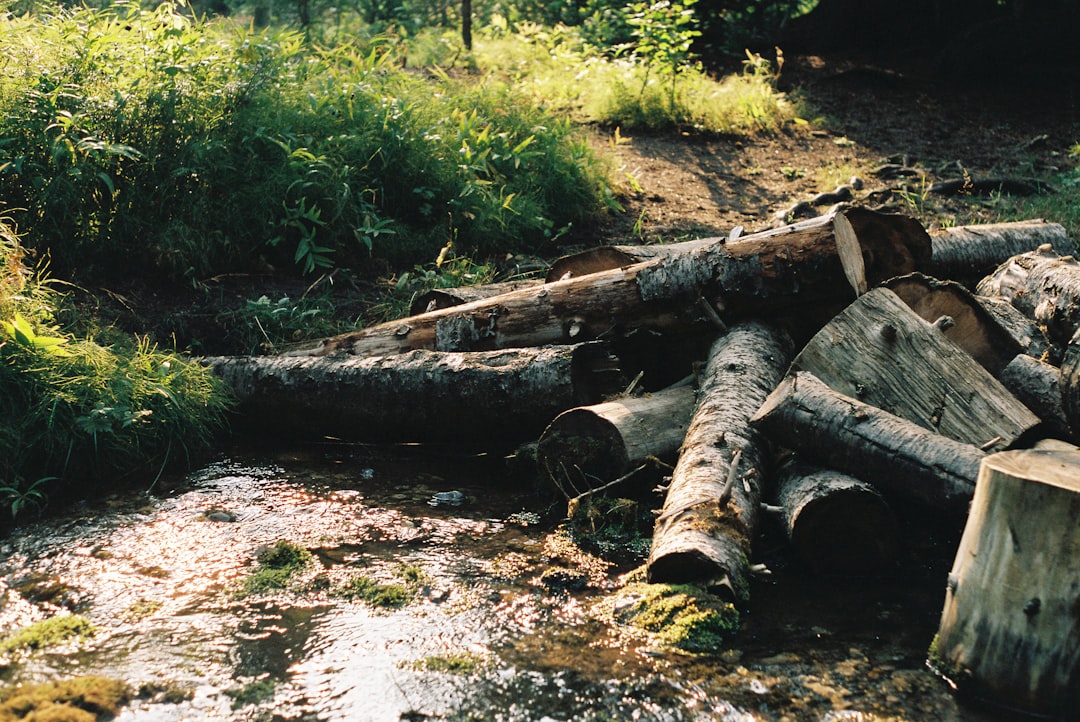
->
<box><xmin>0</xmin><ymin>615</ymin><xmax>96</xmax><ymax>655</ymax></box>
<box><xmin>0</xmin><ymin>675</ymin><xmax>129</xmax><ymax>721</ymax></box>
<box><xmin>614</xmin><ymin>582</ymin><xmax>739</xmax><ymax>653</ymax></box>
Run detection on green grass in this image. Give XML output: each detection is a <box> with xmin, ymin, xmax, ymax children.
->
<box><xmin>0</xmin><ymin>216</ymin><xmax>231</xmax><ymax>519</ymax></box>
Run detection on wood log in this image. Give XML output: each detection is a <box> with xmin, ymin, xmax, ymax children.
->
<box><xmin>976</xmin><ymin>244</ymin><xmax>1080</xmax><ymax>354</ymax></box>
<box><xmin>750</xmin><ymin>372</ymin><xmax>983</xmax><ymax>514</ymax></box>
<box><xmin>932</xmin><ymin>449</ymin><xmax>1080</xmax><ymax>719</ymax></box>
<box><xmin>975</xmin><ymin>294</ymin><xmax>1054</xmax><ymax>364</ymax></box>
<box><xmin>884</xmin><ymin>273</ymin><xmax>1022</xmax><ymax>376</ymax></box>
<box><xmin>789</xmin><ymin>287</ymin><xmax>1040</xmax><ymax>449</ymax></box>
<box><xmin>536</xmin><ymin>381</ymin><xmax>697</xmax><ymax>495</ymax></box>
<box><xmin>408</xmin><ymin>279</ymin><xmax>543</xmax><ymax>315</ymax></box>
<box><xmin>998</xmin><ymin>354</ymin><xmax>1072</xmax><ymax>441</ymax></box>
<box><xmin>545</xmin><ymin>237</ymin><xmax>718</xmax><ymax>282</ymax></box>
<box><xmin>1058</xmin><ymin>328</ymin><xmax>1080</xmax><ymax>439</ymax></box>
<box><xmin>294</xmin><ymin>207</ymin><xmax>930</xmax><ymax>358</ymax></box>
<box><xmin>647</xmin><ymin>322</ymin><xmax>795</xmax><ymax>603</ymax></box>
<box><xmin>204</xmin><ymin>343</ymin><xmax>623</xmax><ymax>445</ymax></box>
<box><xmin>928</xmin><ymin>218</ymin><xmax>1074</xmax><ymax>285</ymax></box>
<box><xmin>772</xmin><ymin>458</ymin><xmax>897</xmax><ymax>576</ymax></box>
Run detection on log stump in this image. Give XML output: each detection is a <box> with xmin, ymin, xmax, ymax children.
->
<box><xmin>932</xmin><ymin>449</ymin><xmax>1080</xmax><ymax>719</ymax></box>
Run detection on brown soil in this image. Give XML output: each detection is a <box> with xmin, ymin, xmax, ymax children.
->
<box><xmin>590</xmin><ymin>54</ymin><xmax>1079</xmax><ymax>248</ymax></box>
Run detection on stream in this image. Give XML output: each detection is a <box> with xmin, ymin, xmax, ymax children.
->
<box><xmin>0</xmin><ymin>443</ymin><xmax>1000</xmax><ymax>721</ymax></box>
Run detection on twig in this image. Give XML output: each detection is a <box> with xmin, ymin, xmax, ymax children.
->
<box><xmin>566</xmin><ymin>463</ymin><xmax>650</xmax><ymax>510</ymax></box>
<box><xmin>623</xmin><ymin>370</ymin><xmax>645</xmax><ymax>396</ymax></box>
<box><xmin>697</xmin><ymin>296</ymin><xmax>728</xmax><ymax>331</ymax></box>
<box><xmin>718</xmin><ymin>448</ymin><xmax>743</xmax><ymax>505</ymax></box>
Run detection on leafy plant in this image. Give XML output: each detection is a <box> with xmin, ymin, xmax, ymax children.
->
<box><xmin>625</xmin><ymin>0</ymin><xmax>702</xmax><ymax>110</ymax></box>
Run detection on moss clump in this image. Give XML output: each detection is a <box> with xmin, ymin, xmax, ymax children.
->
<box><xmin>615</xmin><ymin>583</ymin><xmax>739</xmax><ymax>653</ymax></box>
<box><xmin>332</xmin><ymin>576</ymin><xmax>412</xmax><ymax>608</ymax></box>
<box><xmin>242</xmin><ymin>540</ymin><xmax>313</xmax><ymax>596</ymax></box>
<box><xmin>225</xmin><ymin>678</ymin><xmax>276</xmax><ymax>710</ymax></box>
<box><xmin>410</xmin><ymin>652</ymin><xmax>486</xmax><ymax>675</ymax></box>
<box><xmin>0</xmin><ymin>615</ymin><xmax>96</xmax><ymax>655</ymax></box>
<box><xmin>0</xmin><ymin>675</ymin><xmax>130</xmax><ymax>722</ymax></box>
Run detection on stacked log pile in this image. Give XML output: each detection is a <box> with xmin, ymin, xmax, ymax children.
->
<box><xmin>204</xmin><ymin>208</ymin><xmax>1080</xmax><ymax>718</ymax></box>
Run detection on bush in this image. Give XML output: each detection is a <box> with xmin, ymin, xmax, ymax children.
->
<box><xmin>0</xmin><ymin>216</ymin><xmax>231</xmax><ymax>519</ymax></box>
<box><xmin>0</xmin><ymin>3</ymin><xmax>614</xmax><ymax>283</ymax></box>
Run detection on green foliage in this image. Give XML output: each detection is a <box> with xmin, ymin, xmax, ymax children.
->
<box><xmin>218</xmin><ymin>293</ymin><xmax>344</xmax><ymax>354</ymax></box>
<box><xmin>0</xmin><ymin>3</ymin><xmax>613</xmax><ymax>282</ymax></box>
<box><xmin>0</xmin><ymin>218</ymin><xmax>231</xmax><ymax>519</ymax></box>
<box><xmin>225</xmin><ymin>678</ymin><xmax>276</xmax><ymax>709</ymax></box>
<box><xmin>626</xmin><ymin>0</ymin><xmax>701</xmax><ymax>108</ymax></box>
<box><xmin>0</xmin><ymin>615</ymin><xmax>96</xmax><ymax>655</ymax></box>
<box><xmin>0</xmin><ymin>675</ymin><xmax>130</xmax><ymax>722</ymax></box>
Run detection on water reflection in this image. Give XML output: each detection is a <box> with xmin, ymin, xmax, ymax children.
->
<box><xmin>0</xmin><ymin>449</ymin><xmax>989</xmax><ymax>721</ymax></box>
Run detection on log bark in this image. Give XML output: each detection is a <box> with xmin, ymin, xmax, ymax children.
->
<box><xmin>294</xmin><ymin>207</ymin><xmax>930</xmax><ymax>358</ymax></box>
<box><xmin>772</xmin><ymin>459</ymin><xmax>897</xmax><ymax>576</ymax></box>
<box><xmin>1059</xmin><ymin>328</ymin><xmax>1080</xmax><ymax>439</ymax></box>
<box><xmin>933</xmin><ymin>449</ymin><xmax>1080</xmax><ymax>719</ymax></box>
<box><xmin>928</xmin><ymin>218</ymin><xmax>1074</xmax><ymax>285</ymax></box>
<box><xmin>998</xmin><ymin>354</ymin><xmax>1072</xmax><ymax>441</ymax></box>
<box><xmin>975</xmin><ymin>294</ymin><xmax>1054</xmax><ymax>364</ymax></box>
<box><xmin>409</xmin><ymin>279</ymin><xmax>544</xmax><ymax>315</ymax></box>
<box><xmin>750</xmin><ymin>372</ymin><xmax>983</xmax><ymax>514</ymax></box>
<box><xmin>204</xmin><ymin>343</ymin><xmax>622</xmax><ymax>445</ymax></box>
<box><xmin>884</xmin><ymin>273</ymin><xmax>1023</xmax><ymax>376</ymax></box>
<box><xmin>790</xmin><ymin>287</ymin><xmax>1040</xmax><ymax>449</ymax></box>
<box><xmin>647</xmin><ymin>322</ymin><xmax>795</xmax><ymax>604</ymax></box>
<box><xmin>976</xmin><ymin>244</ymin><xmax>1080</xmax><ymax>354</ymax></box>
<box><xmin>536</xmin><ymin>382</ymin><xmax>697</xmax><ymax>495</ymax></box>
<box><xmin>545</xmin><ymin>238</ymin><xmax>718</xmax><ymax>282</ymax></box>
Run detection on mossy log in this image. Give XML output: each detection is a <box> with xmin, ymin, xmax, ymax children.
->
<box><xmin>647</xmin><ymin>322</ymin><xmax>795</xmax><ymax>604</ymax></box>
<box><xmin>204</xmin><ymin>343</ymin><xmax>622</xmax><ymax>445</ymax></box>
<box><xmin>976</xmin><ymin>244</ymin><xmax>1080</xmax><ymax>355</ymax></box>
<box><xmin>789</xmin><ymin>287</ymin><xmax>1040</xmax><ymax>450</ymax></box>
<box><xmin>772</xmin><ymin>459</ymin><xmax>896</xmax><ymax>576</ymax></box>
<box><xmin>750</xmin><ymin>372</ymin><xmax>983</xmax><ymax>514</ymax></box>
<box><xmin>933</xmin><ymin>449</ymin><xmax>1080</xmax><ymax>719</ymax></box>
<box><xmin>999</xmin><ymin>354</ymin><xmax>1072</xmax><ymax>441</ymax></box>
<box><xmin>293</xmin><ymin>207</ymin><xmax>930</xmax><ymax>358</ymax></box>
<box><xmin>928</xmin><ymin>218</ymin><xmax>1074</xmax><ymax>285</ymax></box>
<box><xmin>536</xmin><ymin>381</ymin><xmax>697</xmax><ymax>495</ymax></box>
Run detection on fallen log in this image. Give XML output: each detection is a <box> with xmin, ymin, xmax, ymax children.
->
<box><xmin>293</xmin><ymin>207</ymin><xmax>930</xmax><ymax>358</ymax></box>
<box><xmin>884</xmin><ymin>273</ymin><xmax>1023</xmax><ymax>376</ymax></box>
<box><xmin>750</xmin><ymin>372</ymin><xmax>983</xmax><ymax>514</ymax></box>
<box><xmin>976</xmin><ymin>244</ymin><xmax>1080</xmax><ymax>354</ymax></box>
<box><xmin>647</xmin><ymin>322</ymin><xmax>795</xmax><ymax>604</ymax></box>
<box><xmin>536</xmin><ymin>381</ymin><xmax>696</xmax><ymax>496</ymax></box>
<box><xmin>975</xmin><ymin>294</ymin><xmax>1054</xmax><ymax>364</ymax></box>
<box><xmin>409</xmin><ymin>278</ymin><xmax>544</xmax><ymax>315</ymax></box>
<box><xmin>545</xmin><ymin>237</ymin><xmax>718</xmax><ymax>282</ymax></box>
<box><xmin>204</xmin><ymin>343</ymin><xmax>623</xmax><ymax>445</ymax></box>
<box><xmin>927</xmin><ymin>218</ymin><xmax>1074</xmax><ymax>285</ymax></box>
<box><xmin>789</xmin><ymin>287</ymin><xmax>1040</xmax><ymax>449</ymax></box>
<box><xmin>932</xmin><ymin>449</ymin><xmax>1080</xmax><ymax>719</ymax></box>
<box><xmin>772</xmin><ymin>458</ymin><xmax>897</xmax><ymax>576</ymax></box>
<box><xmin>998</xmin><ymin>354</ymin><xmax>1072</xmax><ymax>441</ymax></box>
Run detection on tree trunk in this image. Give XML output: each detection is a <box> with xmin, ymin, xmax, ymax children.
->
<box><xmin>772</xmin><ymin>458</ymin><xmax>897</xmax><ymax>576</ymax></box>
<box><xmin>461</xmin><ymin>0</ymin><xmax>472</xmax><ymax>50</ymax></box>
<box><xmin>536</xmin><ymin>382</ymin><xmax>697</xmax><ymax>495</ymax></box>
<box><xmin>750</xmin><ymin>372</ymin><xmax>983</xmax><ymax>514</ymax></box>
<box><xmin>647</xmin><ymin>322</ymin><xmax>795</xmax><ymax>604</ymax></box>
<box><xmin>204</xmin><ymin>343</ymin><xmax>623</xmax><ymax>446</ymax></box>
<box><xmin>976</xmin><ymin>244</ymin><xmax>1080</xmax><ymax>355</ymax></box>
<box><xmin>932</xmin><ymin>449</ymin><xmax>1080</xmax><ymax>719</ymax></box>
<box><xmin>928</xmin><ymin>218</ymin><xmax>1073</xmax><ymax>285</ymax></box>
<box><xmin>998</xmin><ymin>354</ymin><xmax>1072</xmax><ymax>441</ymax></box>
<box><xmin>885</xmin><ymin>272</ymin><xmax>1023</xmax><ymax>376</ymax></box>
<box><xmin>409</xmin><ymin>279</ymin><xmax>544</xmax><ymax>316</ymax></box>
<box><xmin>294</xmin><ymin>207</ymin><xmax>930</xmax><ymax>358</ymax></box>
<box><xmin>790</xmin><ymin>287</ymin><xmax>1040</xmax><ymax>450</ymax></box>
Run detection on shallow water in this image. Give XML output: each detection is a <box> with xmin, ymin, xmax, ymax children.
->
<box><xmin>0</xmin><ymin>444</ymin><xmax>997</xmax><ymax>721</ymax></box>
